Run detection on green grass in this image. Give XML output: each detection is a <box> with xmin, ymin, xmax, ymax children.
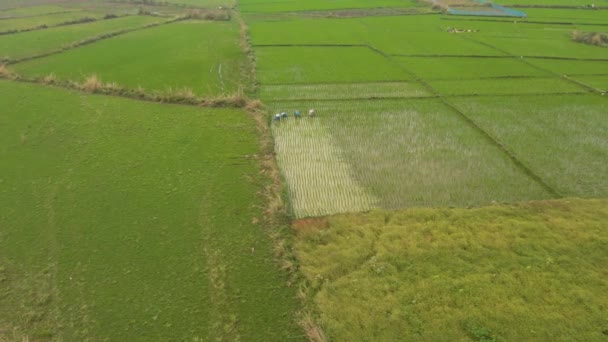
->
<box><xmin>395</xmin><ymin>56</ymin><xmax>550</xmax><ymax>79</ymax></box>
<box><xmin>0</xmin><ymin>11</ymin><xmax>106</xmax><ymax>33</ymax></box>
<box><xmin>260</xmin><ymin>81</ymin><xmax>432</xmax><ymax>101</ymax></box>
<box><xmin>569</xmin><ymin>75</ymin><xmax>608</xmax><ymax>92</ymax></box>
<box><xmin>450</xmin><ymin>94</ymin><xmax>608</xmax><ymax>197</ymax></box>
<box><xmin>256</xmin><ymin>46</ymin><xmax>411</xmax><ymax>84</ymax></box>
<box><xmin>239</xmin><ymin>0</ymin><xmax>422</xmax><ymax>13</ymax></box>
<box><xmin>521</xmin><ymin>8</ymin><xmax>608</xmax><ymax>23</ymax></box>
<box><xmin>528</xmin><ymin>58</ymin><xmax>608</xmax><ymax>76</ymax></box>
<box><xmin>250</xmin><ymin>17</ymin><xmax>366</xmax><ymax>45</ymax></box>
<box><xmin>13</xmin><ymin>20</ymin><xmax>247</xmax><ymax>96</ymax></box>
<box><xmin>0</xmin><ymin>79</ymin><xmax>302</xmax><ymax>341</ymax></box>
<box><xmin>429</xmin><ymin>77</ymin><xmax>587</xmax><ymax>95</ymax></box>
<box><xmin>160</xmin><ymin>0</ymin><xmax>234</xmax><ymax>7</ymax></box>
<box><xmin>294</xmin><ymin>198</ymin><xmax>608</xmax><ymax>341</ymax></box>
<box><xmin>371</xmin><ymin>31</ymin><xmax>505</xmax><ymax>56</ymax></box>
<box><xmin>496</xmin><ymin>0</ymin><xmax>601</xmax><ymax>6</ymax></box>
<box><xmin>0</xmin><ymin>5</ymin><xmax>79</xmax><ymax>17</ymax></box>
<box><xmin>476</xmin><ymin>35</ymin><xmax>608</xmax><ymax>59</ymax></box>
<box><xmin>0</xmin><ymin>15</ymin><xmax>163</xmax><ymax>61</ymax></box>
<box><xmin>269</xmin><ymin>99</ymin><xmax>551</xmax><ymax>217</ymax></box>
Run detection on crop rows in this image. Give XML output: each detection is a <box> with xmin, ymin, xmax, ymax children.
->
<box><xmin>271</xmin><ymin>116</ymin><xmax>377</xmax><ymax>218</ymax></box>
<box><xmin>11</xmin><ymin>20</ymin><xmax>246</xmax><ymax>96</ymax></box>
<box><xmin>269</xmin><ymin>99</ymin><xmax>552</xmax><ymax>217</ymax></box>
<box><xmin>260</xmin><ymin>81</ymin><xmax>432</xmax><ymax>101</ymax></box>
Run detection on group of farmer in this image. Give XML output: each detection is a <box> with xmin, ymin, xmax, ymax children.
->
<box><xmin>273</xmin><ymin>108</ymin><xmax>315</xmax><ymax>122</ymax></box>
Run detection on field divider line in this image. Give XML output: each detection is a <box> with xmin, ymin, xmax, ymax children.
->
<box><xmin>447</xmin><ymin>91</ymin><xmax>594</xmax><ymax>98</ymax></box>
<box><xmin>0</xmin><ymin>13</ymin><xmax>136</xmax><ymax>36</ymax></box>
<box><xmin>390</xmin><ymin>53</ymin><xmax>608</xmax><ymax>62</ymax></box>
<box><xmin>460</xmin><ymin>35</ymin><xmax>607</xmax><ymax>95</ymax></box>
<box><xmin>5</xmin><ymin>16</ymin><xmax>185</xmax><ymax>65</ymax></box>
<box><xmin>0</xmin><ymin>10</ymin><xmax>84</xmax><ymax>21</ymax></box>
<box><xmin>264</xmin><ymin>95</ymin><xmax>438</xmax><ymax>102</ymax></box>
<box><xmin>367</xmin><ymin>42</ymin><xmax>562</xmax><ymax>197</ymax></box>
<box><xmin>435</xmin><ymin>90</ymin><xmax>563</xmax><ymax>198</ymax></box>
<box><xmin>252</xmin><ymin>43</ymin><xmax>368</xmax><ymax>48</ymax></box>
<box><xmin>0</xmin><ymin>74</ymin><xmax>249</xmax><ymax>108</ymax></box>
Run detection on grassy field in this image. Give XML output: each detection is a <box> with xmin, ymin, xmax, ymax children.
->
<box><xmin>2</xmin><ymin>0</ymin><xmax>607</xmax><ymax>340</ymax></box>
<box><xmin>293</xmin><ymin>198</ymin><xmax>608</xmax><ymax>341</ymax></box>
<box><xmin>255</xmin><ymin>46</ymin><xmax>411</xmax><ymax>84</ymax></box>
<box><xmin>0</xmin><ymin>79</ymin><xmax>302</xmax><ymax>341</ymax></box>
<box><xmin>0</xmin><ymin>5</ymin><xmax>79</xmax><ymax>17</ymax></box>
<box><xmin>429</xmin><ymin>77</ymin><xmax>587</xmax><ymax>95</ymax></box>
<box><xmin>569</xmin><ymin>75</ymin><xmax>608</xmax><ymax>92</ymax></box>
<box><xmin>0</xmin><ymin>15</ymin><xmax>163</xmax><ymax>61</ymax></box>
<box><xmin>269</xmin><ymin>99</ymin><xmax>552</xmax><ymax>217</ymax></box>
<box><xmin>12</xmin><ymin>20</ymin><xmax>247</xmax><ymax>96</ymax></box>
<box><xmin>0</xmin><ymin>11</ymin><xmax>106</xmax><ymax>33</ymax></box>
<box><xmin>394</xmin><ymin>56</ymin><xmax>550</xmax><ymax>79</ymax></box>
<box><xmin>450</xmin><ymin>95</ymin><xmax>608</xmax><ymax>197</ymax></box>
<box><xmin>527</xmin><ymin>59</ymin><xmax>608</xmax><ymax>76</ymax></box>
<box><xmin>260</xmin><ymin>81</ymin><xmax>432</xmax><ymax>101</ymax></box>
<box><xmin>239</xmin><ymin>0</ymin><xmax>422</xmax><ymax>13</ymax></box>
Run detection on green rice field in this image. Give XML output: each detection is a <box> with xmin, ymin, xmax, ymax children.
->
<box><xmin>0</xmin><ymin>79</ymin><xmax>301</xmax><ymax>341</ymax></box>
<box><xmin>2</xmin><ymin>0</ymin><xmax>607</xmax><ymax>340</ymax></box>
<box><xmin>270</xmin><ymin>99</ymin><xmax>552</xmax><ymax>217</ymax></box>
<box><xmin>13</xmin><ymin>20</ymin><xmax>247</xmax><ymax>95</ymax></box>
<box><xmin>0</xmin><ymin>5</ymin><xmax>79</xmax><ymax>18</ymax></box>
<box><xmin>0</xmin><ymin>15</ymin><xmax>163</xmax><ymax>61</ymax></box>
<box><xmin>0</xmin><ymin>11</ymin><xmax>106</xmax><ymax>33</ymax></box>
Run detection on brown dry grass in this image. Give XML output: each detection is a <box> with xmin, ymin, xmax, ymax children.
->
<box><xmin>184</xmin><ymin>8</ymin><xmax>230</xmax><ymax>21</ymax></box>
<box><xmin>41</xmin><ymin>73</ymin><xmax>57</xmax><ymax>84</ymax></box>
<box><xmin>300</xmin><ymin>312</ymin><xmax>327</xmax><ymax>342</ymax></box>
<box><xmin>0</xmin><ymin>64</ymin><xmax>13</xmax><ymax>78</ymax></box>
<box><xmin>81</xmin><ymin>75</ymin><xmax>103</xmax><ymax>92</ymax></box>
<box><xmin>292</xmin><ymin>218</ymin><xmax>329</xmax><ymax>236</ymax></box>
<box><xmin>572</xmin><ymin>30</ymin><xmax>608</xmax><ymax>47</ymax></box>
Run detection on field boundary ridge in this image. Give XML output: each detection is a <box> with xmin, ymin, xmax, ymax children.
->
<box><xmin>2</xmin><ymin>16</ymin><xmax>183</xmax><ymax>65</ymax></box>
<box><xmin>0</xmin><ymin>13</ymin><xmax>135</xmax><ymax>36</ymax></box>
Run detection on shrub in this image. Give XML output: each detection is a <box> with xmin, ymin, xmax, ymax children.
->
<box><xmin>571</xmin><ymin>30</ymin><xmax>608</xmax><ymax>47</ymax></box>
<box><xmin>42</xmin><ymin>73</ymin><xmax>57</xmax><ymax>84</ymax></box>
<box><xmin>81</xmin><ymin>75</ymin><xmax>103</xmax><ymax>92</ymax></box>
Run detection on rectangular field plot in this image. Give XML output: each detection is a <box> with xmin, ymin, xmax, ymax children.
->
<box><xmin>239</xmin><ymin>0</ymin><xmax>421</xmax><ymax>13</ymax></box>
<box><xmin>370</xmin><ymin>31</ymin><xmax>504</xmax><ymax>56</ymax></box>
<box><xmin>249</xmin><ymin>17</ymin><xmax>366</xmax><ymax>45</ymax></box>
<box><xmin>260</xmin><ymin>82</ymin><xmax>432</xmax><ymax>101</ymax></box>
<box><xmin>0</xmin><ymin>79</ymin><xmax>300</xmax><ymax>341</ymax></box>
<box><xmin>0</xmin><ymin>11</ymin><xmax>106</xmax><ymax>33</ymax></box>
<box><xmin>430</xmin><ymin>77</ymin><xmax>587</xmax><ymax>96</ymax></box>
<box><xmin>450</xmin><ymin>95</ymin><xmax>608</xmax><ymax>197</ymax></box>
<box><xmin>269</xmin><ymin>99</ymin><xmax>551</xmax><ymax>217</ymax></box>
<box><xmin>256</xmin><ymin>46</ymin><xmax>411</xmax><ymax>84</ymax></box>
<box><xmin>494</xmin><ymin>0</ymin><xmax>600</xmax><ymax>6</ymax></box>
<box><xmin>527</xmin><ymin>59</ymin><xmax>608</xmax><ymax>76</ymax></box>
<box><xmin>474</xmin><ymin>35</ymin><xmax>608</xmax><ymax>60</ymax></box>
<box><xmin>0</xmin><ymin>15</ymin><xmax>163</xmax><ymax>61</ymax></box>
<box><xmin>395</xmin><ymin>56</ymin><xmax>550</xmax><ymax>80</ymax></box>
<box><xmin>570</xmin><ymin>75</ymin><xmax>608</xmax><ymax>92</ymax></box>
<box><xmin>522</xmin><ymin>8</ymin><xmax>608</xmax><ymax>24</ymax></box>
<box><xmin>0</xmin><ymin>5</ymin><xmax>79</xmax><ymax>18</ymax></box>
<box><xmin>13</xmin><ymin>20</ymin><xmax>247</xmax><ymax>96</ymax></box>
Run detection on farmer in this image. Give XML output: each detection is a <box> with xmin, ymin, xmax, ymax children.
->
<box><xmin>281</xmin><ymin>111</ymin><xmax>288</xmax><ymax>119</ymax></box>
<box><xmin>308</xmin><ymin>108</ymin><xmax>315</xmax><ymax>117</ymax></box>
<box><xmin>294</xmin><ymin>110</ymin><xmax>301</xmax><ymax>118</ymax></box>
<box><xmin>274</xmin><ymin>113</ymin><xmax>281</xmax><ymax>122</ymax></box>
